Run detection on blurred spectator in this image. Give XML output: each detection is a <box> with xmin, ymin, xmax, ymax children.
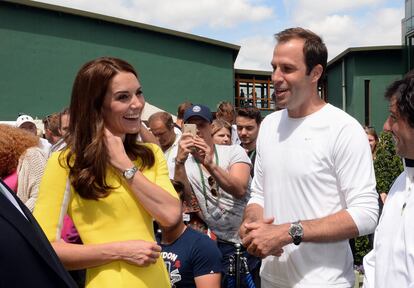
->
<box><xmin>43</xmin><ymin>113</ymin><xmax>62</xmax><ymax>145</ymax></box>
<box><xmin>216</xmin><ymin>101</ymin><xmax>240</xmax><ymax>145</ymax></box>
<box><xmin>50</xmin><ymin>108</ymin><xmax>70</xmax><ymax>153</ymax></box>
<box><xmin>176</xmin><ymin>101</ymin><xmax>193</xmax><ymax>130</ymax></box>
<box><xmin>0</xmin><ymin>124</ymin><xmax>47</xmax><ymax>211</ymax></box>
<box><xmin>211</xmin><ymin>119</ymin><xmax>232</xmax><ymax>145</ymax></box>
<box><xmin>364</xmin><ymin>126</ymin><xmax>379</xmax><ymax>159</ymax></box>
<box><xmin>236</xmin><ymin>107</ymin><xmax>262</xmax><ymax>177</ymax></box>
<box><xmin>148</xmin><ymin>111</ymin><xmax>180</xmax><ymax>178</ymax></box>
<box><xmin>16</xmin><ymin>114</ymin><xmax>51</xmax><ymax>155</ymax></box>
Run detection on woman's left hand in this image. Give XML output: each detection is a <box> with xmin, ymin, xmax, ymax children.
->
<box><xmin>104</xmin><ymin>128</ymin><xmax>134</xmax><ymax>171</ymax></box>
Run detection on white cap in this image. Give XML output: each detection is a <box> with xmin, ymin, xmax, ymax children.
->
<box><xmin>16</xmin><ymin>114</ymin><xmax>35</xmax><ymax>128</ymax></box>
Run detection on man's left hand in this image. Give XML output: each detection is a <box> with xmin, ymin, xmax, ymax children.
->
<box><xmin>241</xmin><ymin>219</ymin><xmax>290</xmax><ymax>258</ymax></box>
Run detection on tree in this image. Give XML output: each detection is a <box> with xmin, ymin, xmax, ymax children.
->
<box><xmin>374</xmin><ymin>131</ymin><xmax>404</xmax><ymax>194</ymax></box>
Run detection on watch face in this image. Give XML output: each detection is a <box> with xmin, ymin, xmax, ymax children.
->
<box><xmin>124</xmin><ymin>170</ymin><xmax>133</xmax><ymax>179</ymax></box>
<box><xmin>291</xmin><ymin>226</ymin><xmax>302</xmax><ymax>236</ymax></box>
<box><xmin>123</xmin><ymin>167</ymin><xmax>137</xmax><ymax>180</ymax></box>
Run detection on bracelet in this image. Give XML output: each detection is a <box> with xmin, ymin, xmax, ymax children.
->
<box><xmin>175</xmin><ymin>158</ymin><xmax>186</xmax><ymax>165</ymax></box>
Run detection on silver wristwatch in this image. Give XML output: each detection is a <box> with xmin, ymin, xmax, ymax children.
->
<box><xmin>288</xmin><ymin>221</ymin><xmax>304</xmax><ymax>245</ymax></box>
<box><xmin>122</xmin><ymin>166</ymin><xmax>138</xmax><ymax>180</ymax></box>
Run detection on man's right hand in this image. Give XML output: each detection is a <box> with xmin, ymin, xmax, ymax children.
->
<box><xmin>176</xmin><ymin>133</ymin><xmax>194</xmax><ymax>164</ymax></box>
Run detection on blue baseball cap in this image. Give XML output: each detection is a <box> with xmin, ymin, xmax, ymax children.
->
<box><xmin>183</xmin><ymin>104</ymin><xmax>213</xmax><ymax>123</ymax></box>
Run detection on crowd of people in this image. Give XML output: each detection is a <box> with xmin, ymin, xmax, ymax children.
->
<box><xmin>0</xmin><ymin>26</ymin><xmax>413</xmax><ymax>288</ymax></box>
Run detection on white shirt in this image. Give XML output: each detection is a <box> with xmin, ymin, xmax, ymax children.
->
<box><xmin>38</xmin><ymin>137</ymin><xmax>51</xmax><ymax>156</ymax></box>
<box><xmin>363</xmin><ymin>162</ymin><xmax>414</xmax><ymax>288</ymax></box>
<box><xmin>164</xmin><ymin>135</ymin><xmax>180</xmax><ymax>179</ymax></box>
<box><xmin>249</xmin><ymin>104</ymin><xmax>379</xmax><ymax>287</ymax></box>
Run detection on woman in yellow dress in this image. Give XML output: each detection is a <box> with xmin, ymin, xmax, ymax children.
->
<box><xmin>34</xmin><ymin>57</ymin><xmax>181</xmax><ymax>288</ymax></box>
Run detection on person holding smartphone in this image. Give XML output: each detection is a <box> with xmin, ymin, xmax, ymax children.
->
<box><xmin>174</xmin><ymin>104</ymin><xmax>260</xmax><ymax>287</ymax></box>
<box><xmin>34</xmin><ymin>57</ymin><xmax>181</xmax><ymax>288</ymax></box>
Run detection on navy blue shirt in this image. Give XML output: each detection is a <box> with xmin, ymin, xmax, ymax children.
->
<box><xmin>158</xmin><ymin>226</ymin><xmax>223</xmax><ymax>287</ymax></box>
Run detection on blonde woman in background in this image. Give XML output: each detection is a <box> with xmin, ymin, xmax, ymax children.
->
<box><xmin>211</xmin><ymin>119</ymin><xmax>232</xmax><ymax>145</ymax></box>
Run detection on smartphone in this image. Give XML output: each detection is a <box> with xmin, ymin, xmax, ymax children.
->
<box><xmin>183</xmin><ymin>123</ymin><xmax>197</xmax><ymax>136</ymax></box>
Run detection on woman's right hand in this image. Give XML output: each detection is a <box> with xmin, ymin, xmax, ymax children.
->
<box><xmin>114</xmin><ymin>240</ymin><xmax>162</xmax><ymax>267</ymax></box>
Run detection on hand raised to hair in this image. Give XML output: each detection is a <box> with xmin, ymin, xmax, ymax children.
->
<box><xmin>103</xmin><ymin>128</ymin><xmax>134</xmax><ymax>172</ymax></box>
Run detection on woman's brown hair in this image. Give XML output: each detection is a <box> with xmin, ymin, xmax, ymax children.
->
<box><xmin>63</xmin><ymin>57</ymin><xmax>154</xmax><ymax>200</ymax></box>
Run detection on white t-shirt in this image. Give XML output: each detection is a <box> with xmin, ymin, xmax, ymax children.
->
<box><xmin>249</xmin><ymin>104</ymin><xmax>379</xmax><ymax>287</ymax></box>
<box><xmin>38</xmin><ymin>137</ymin><xmax>51</xmax><ymax>156</ymax></box>
<box><xmin>164</xmin><ymin>135</ymin><xmax>180</xmax><ymax>179</ymax></box>
<box><xmin>363</xmin><ymin>164</ymin><xmax>414</xmax><ymax>288</ymax></box>
<box><xmin>184</xmin><ymin>144</ymin><xmax>251</xmax><ymax>243</ymax></box>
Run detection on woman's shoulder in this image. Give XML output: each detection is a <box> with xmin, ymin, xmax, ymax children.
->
<box><xmin>139</xmin><ymin>142</ymin><xmax>162</xmax><ymax>155</ymax></box>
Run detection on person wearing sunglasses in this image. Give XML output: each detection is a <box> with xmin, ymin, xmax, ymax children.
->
<box><xmin>174</xmin><ymin>104</ymin><xmax>259</xmax><ymax>287</ymax></box>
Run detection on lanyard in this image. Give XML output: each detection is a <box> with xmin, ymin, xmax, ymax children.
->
<box><xmin>248</xmin><ymin>149</ymin><xmax>256</xmax><ymax>162</ymax></box>
<box><xmin>196</xmin><ymin>145</ymin><xmax>219</xmax><ymax>207</ymax></box>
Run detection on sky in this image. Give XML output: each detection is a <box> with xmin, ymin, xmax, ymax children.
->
<box><xmin>34</xmin><ymin>0</ymin><xmax>404</xmax><ymax>71</ymax></box>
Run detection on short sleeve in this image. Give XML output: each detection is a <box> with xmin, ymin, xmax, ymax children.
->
<box><xmin>191</xmin><ymin>233</ymin><xmax>223</xmax><ymax>277</ymax></box>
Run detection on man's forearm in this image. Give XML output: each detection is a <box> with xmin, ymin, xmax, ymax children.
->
<box><xmin>301</xmin><ymin>210</ymin><xmax>359</xmax><ymax>242</ymax></box>
<box><xmin>204</xmin><ymin>162</ymin><xmax>248</xmax><ymax>199</ymax></box>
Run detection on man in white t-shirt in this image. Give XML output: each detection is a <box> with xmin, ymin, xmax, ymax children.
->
<box><xmin>240</xmin><ymin>27</ymin><xmax>379</xmax><ymax>288</ymax></box>
<box><xmin>148</xmin><ymin>111</ymin><xmax>180</xmax><ymax>179</ymax></box>
<box><xmin>363</xmin><ymin>71</ymin><xmax>414</xmax><ymax>288</ymax></box>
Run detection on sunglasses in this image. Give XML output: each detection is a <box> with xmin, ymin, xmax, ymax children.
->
<box><xmin>208</xmin><ymin>176</ymin><xmax>218</xmax><ymax>197</ymax></box>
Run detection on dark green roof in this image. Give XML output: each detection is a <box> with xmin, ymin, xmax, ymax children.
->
<box><xmin>5</xmin><ymin>0</ymin><xmax>240</xmax><ymax>58</ymax></box>
<box><xmin>328</xmin><ymin>45</ymin><xmax>403</xmax><ymax>67</ymax></box>
<box><xmin>235</xmin><ymin>68</ymin><xmax>272</xmax><ymax>76</ymax></box>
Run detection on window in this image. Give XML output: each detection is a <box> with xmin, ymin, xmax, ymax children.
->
<box><xmin>235</xmin><ymin>73</ymin><xmax>274</xmax><ymax>111</ymax></box>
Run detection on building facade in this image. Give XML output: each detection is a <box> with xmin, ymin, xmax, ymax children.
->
<box><xmin>0</xmin><ymin>0</ymin><xmax>239</xmax><ymax>120</ymax></box>
<box><xmin>325</xmin><ymin>46</ymin><xmax>404</xmax><ymax>131</ymax></box>
<box><xmin>403</xmin><ymin>0</ymin><xmax>414</xmax><ymax>71</ymax></box>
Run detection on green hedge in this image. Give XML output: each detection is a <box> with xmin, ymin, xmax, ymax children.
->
<box><xmin>374</xmin><ymin>131</ymin><xmax>404</xmax><ymax>194</ymax></box>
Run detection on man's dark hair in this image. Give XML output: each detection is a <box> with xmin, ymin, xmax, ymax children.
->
<box><xmin>177</xmin><ymin>102</ymin><xmax>193</xmax><ymax>120</ymax></box>
<box><xmin>275</xmin><ymin>27</ymin><xmax>328</xmax><ymax>87</ymax></box>
<box><xmin>43</xmin><ymin>112</ymin><xmax>61</xmax><ymax>136</ymax></box>
<box><xmin>385</xmin><ymin>71</ymin><xmax>414</xmax><ymax>128</ymax></box>
<box><xmin>237</xmin><ymin>107</ymin><xmax>262</xmax><ymax>125</ymax></box>
<box><xmin>59</xmin><ymin>107</ymin><xmax>70</xmax><ymax>130</ymax></box>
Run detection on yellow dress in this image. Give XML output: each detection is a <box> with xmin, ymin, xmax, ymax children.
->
<box><xmin>34</xmin><ymin>143</ymin><xmax>177</xmax><ymax>288</ymax></box>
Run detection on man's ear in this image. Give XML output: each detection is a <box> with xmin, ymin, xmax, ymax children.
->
<box><xmin>310</xmin><ymin>64</ymin><xmax>323</xmax><ymax>83</ymax></box>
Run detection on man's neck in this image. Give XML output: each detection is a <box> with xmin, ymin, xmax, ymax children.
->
<box><xmin>241</xmin><ymin>142</ymin><xmax>256</xmax><ymax>152</ymax></box>
<box><xmin>161</xmin><ymin>223</ymin><xmax>187</xmax><ymax>245</ymax></box>
<box><xmin>162</xmin><ymin>135</ymin><xmax>177</xmax><ymax>152</ymax></box>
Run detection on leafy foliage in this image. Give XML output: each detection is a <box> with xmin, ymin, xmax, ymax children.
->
<box><xmin>374</xmin><ymin>131</ymin><xmax>404</xmax><ymax>194</ymax></box>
